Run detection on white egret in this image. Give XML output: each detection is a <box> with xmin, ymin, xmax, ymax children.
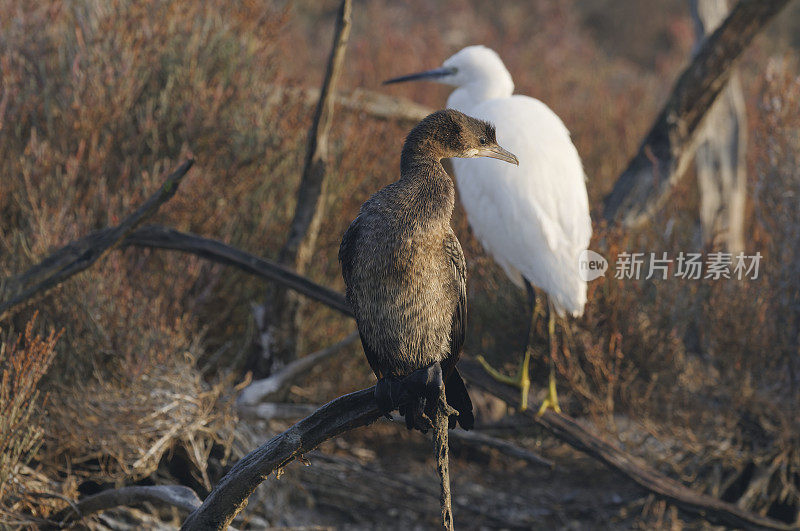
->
<box><xmin>384</xmin><ymin>45</ymin><xmax>591</xmax><ymax>413</ymax></box>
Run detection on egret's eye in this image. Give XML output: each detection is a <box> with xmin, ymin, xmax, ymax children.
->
<box><xmin>479</xmin><ymin>137</ymin><xmax>488</xmax><ymax>145</ymax></box>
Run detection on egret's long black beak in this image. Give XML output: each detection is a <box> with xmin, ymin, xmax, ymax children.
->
<box><xmin>478</xmin><ymin>144</ymin><xmax>519</xmax><ymax>166</ymax></box>
<box><xmin>383</xmin><ymin>67</ymin><xmax>456</xmax><ymax>85</ymax></box>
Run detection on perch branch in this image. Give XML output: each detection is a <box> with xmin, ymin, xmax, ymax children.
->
<box><xmin>237</xmin><ymin>330</ymin><xmax>359</xmax><ymax>407</ymax></box>
<box><xmin>181</xmin><ymin>387</ymin><xmax>381</xmax><ymax>530</ymax></box>
<box><xmin>0</xmin><ymin>159</ymin><xmax>194</xmax><ymax>321</ymax></box>
<box><xmin>47</xmin><ymin>485</ymin><xmax>201</xmax><ymax>529</ymax></box>
<box><xmin>603</xmin><ymin>0</ymin><xmax>790</xmax><ymax>227</ymax></box>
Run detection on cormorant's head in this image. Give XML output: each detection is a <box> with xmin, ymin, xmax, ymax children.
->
<box><xmin>402</xmin><ymin>109</ymin><xmax>519</xmax><ymax>166</ymax></box>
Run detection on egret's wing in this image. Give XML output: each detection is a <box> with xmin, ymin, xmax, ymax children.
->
<box><xmin>452</xmin><ymin>95</ymin><xmax>592</xmax><ymax>316</ymax></box>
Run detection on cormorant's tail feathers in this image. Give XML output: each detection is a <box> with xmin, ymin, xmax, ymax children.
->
<box><xmin>445</xmin><ymin>367</ymin><xmax>474</xmax><ymax>430</ymax></box>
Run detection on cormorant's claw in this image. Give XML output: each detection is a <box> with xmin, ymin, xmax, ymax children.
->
<box><xmin>375</xmin><ymin>362</ymin><xmax>445</xmax><ymax>433</ymax></box>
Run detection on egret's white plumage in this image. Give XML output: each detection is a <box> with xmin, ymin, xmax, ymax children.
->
<box><xmin>430</xmin><ymin>45</ymin><xmax>591</xmax><ymax>316</ymax></box>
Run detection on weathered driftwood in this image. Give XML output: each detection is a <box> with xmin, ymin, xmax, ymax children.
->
<box><xmin>603</xmin><ymin>0</ymin><xmax>790</xmax><ymax>228</ymax></box>
<box><xmin>236</xmin><ymin>402</ymin><xmax>320</xmax><ymax>421</ymax></box>
<box><xmin>253</xmin><ymin>0</ymin><xmax>353</xmax><ymax>376</ymax></box>
<box><xmin>46</xmin><ymin>485</ymin><xmax>201</xmax><ymax>529</ymax></box>
<box><xmin>0</xmin><ymin>159</ymin><xmax>193</xmax><ymax>321</ymax></box>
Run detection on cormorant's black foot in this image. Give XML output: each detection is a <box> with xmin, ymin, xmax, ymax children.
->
<box><xmin>401</xmin><ymin>362</ymin><xmax>443</xmax><ymax>432</ymax></box>
<box><xmin>375</xmin><ymin>363</ymin><xmax>445</xmax><ymax>433</ymax></box>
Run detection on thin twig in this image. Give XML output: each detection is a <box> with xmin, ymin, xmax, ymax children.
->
<box><xmin>433</xmin><ymin>385</ymin><xmax>455</xmax><ymax>531</ymax></box>
<box><xmin>448</xmin><ymin>428</ymin><xmax>553</xmax><ymax>469</ymax></box>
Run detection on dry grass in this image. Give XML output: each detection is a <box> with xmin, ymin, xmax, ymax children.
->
<box><xmin>0</xmin><ymin>314</ymin><xmax>60</xmax><ymax>523</ymax></box>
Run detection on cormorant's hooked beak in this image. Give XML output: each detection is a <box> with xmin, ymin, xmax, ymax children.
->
<box><xmin>383</xmin><ymin>67</ymin><xmax>456</xmax><ymax>85</ymax></box>
<box><xmin>478</xmin><ymin>144</ymin><xmax>519</xmax><ymax>166</ymax></box>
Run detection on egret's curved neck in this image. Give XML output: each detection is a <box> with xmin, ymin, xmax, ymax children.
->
<box><xmin>446</xmin><ymin>74</ymin><xmax>514</xmax><ymax>112</ymax></box>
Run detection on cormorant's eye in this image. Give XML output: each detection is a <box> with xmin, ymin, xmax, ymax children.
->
<box><xmin>479</xmin><ymin>137</ymin><xmax>488</xmax><ymax>145</ymax></box>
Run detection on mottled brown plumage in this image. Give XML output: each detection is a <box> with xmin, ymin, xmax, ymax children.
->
<box><xmin>339</xmin><ymin>109</ymin><xmax>518</xmax><ymax>430</ymax></box>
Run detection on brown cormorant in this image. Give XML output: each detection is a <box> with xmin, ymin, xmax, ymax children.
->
<box><xmin>339</xmin><ymin>109</ymin><xmax>519</xmax><ymax>430</ymax></box>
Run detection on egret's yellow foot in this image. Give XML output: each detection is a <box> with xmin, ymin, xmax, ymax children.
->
<box><xmin>475</xmin><ymin>347</ymin><xmax>532</xmax><ymax>411</ymax></box>
<box><xmin>536</xmin><ymin>366</ymin><xmax>561</xmax><ymax>416</ymax></box>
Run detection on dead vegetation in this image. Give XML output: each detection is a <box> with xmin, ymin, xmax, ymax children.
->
<box><xmin>1</xmin><ymin>0</ymin><xmax>800</xmax><ymax>528</ymax></box>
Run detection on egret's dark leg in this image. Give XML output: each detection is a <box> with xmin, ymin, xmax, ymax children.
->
<box><xmin>537</xmin><ymin>299</ymin><xmax>562</xmax><ymax>415</ymax></box>
<box><xmin>476</xmin><ymin>279</ymin><xmax>537</xmax><ymax>411</ymax></box>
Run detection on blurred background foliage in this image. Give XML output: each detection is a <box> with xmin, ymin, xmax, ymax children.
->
<box><xmin>0</xmin><ymin>0</ymin><xmax>798</xmax><ymax>527</ymax></box>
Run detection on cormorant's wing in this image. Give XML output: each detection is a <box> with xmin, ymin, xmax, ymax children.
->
<box><xmin>444</xmin><ymin>229</ymin><xmax>467</xmax><ymax>366</ymax></box>
<box><xmin>339</xmin><ymin>215</ymin><xmax>384</xmax><ymax>379</ymax></box>
<box><xmin>444</xmin><ymin>230</ymin><xmax>474</xmax><ymax>430</ymax></box>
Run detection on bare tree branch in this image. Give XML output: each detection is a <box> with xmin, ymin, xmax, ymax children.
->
<box><xmin>0</xmin><ymin>159</ymin><xmax>194</xmax><ymax>321</ymax></box>
<box><xmin>448</xmin><ymin>428</ymin><xmax>553</xmax><ymax>469</ymax></box>
<box><xmin>122</xmin><ymin>225</ymin><xmax>351</xmax><ymax>316</ymax></box>
<box><xmin>46</xmin><ymin>485</ymin><xmax>201</xmax><ymax>529</ymax></box>
<box><xmin>254</xmin><ymin>0</ymin><xmax>354</xmax><ymax>375</ymax></box>
<box><xmin>265</xmin><ymin>84</ymin><xmax>431</xmax><ymax>124</ymax></box>
<box><xmin>280</xmin><ymin>0</ymin><xmax>351</xmax><ymax>271</ymax></box>
<box><xmin>457</xmin><ymin>359</ymin><xmax>795</xmax><ymax>531</ymax></box>
<box><xmin>603</xmin><ymin>0</ymin><xmax>790</xmax><ymax>227</ymax></box>
<box><xmin>183</xmin><ymin>354</ymin><xmax>792</xmax><ymax>530</ymax></box>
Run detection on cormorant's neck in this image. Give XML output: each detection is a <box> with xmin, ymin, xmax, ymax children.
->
<box><xmin>396</xmin><ymin>145</ymin><xmax>455</xmax><ymax>227</ymax></box>
<box><xmin>400</xmin><ymin>144</ymin><xmax>445</xmax><ymax>177</ymax></box>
